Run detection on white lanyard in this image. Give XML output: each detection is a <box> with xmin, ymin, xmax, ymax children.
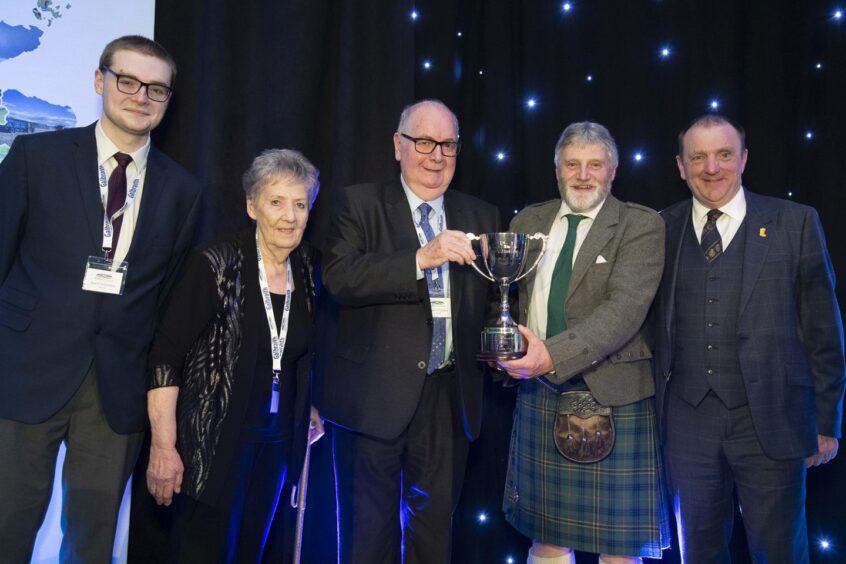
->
<box><xmin>414</xmin><ymin>207</ymin><xmax>445</xmax><ymax>282</ymax></box>
<box><xmin>98</xmin><ymin>163</ymin><xmax>140</xmax><ymax>255</ymax></box>
<box><xmin>256</xmin><ymin>230</ymin><xmax>293</xmax><ymax>414</ymax></box>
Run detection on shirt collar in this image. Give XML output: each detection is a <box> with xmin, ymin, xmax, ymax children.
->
<box><xmin>401</xmin><ymin>174</ymin><xmax>445</xmax><ymax>217</ymax></box>
<box><xmin>95</xmin><ymin>120</ymin><xmax>151</xmax><ymax>172</ymax></box>
<box><xmin>691</xmin><ymin>186</ymin><xmax>746</xmax><ymax>221</ymax></box>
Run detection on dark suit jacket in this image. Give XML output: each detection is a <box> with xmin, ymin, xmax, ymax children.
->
<box><xmin>314</xmin><ymin>180</ymin><xmax>499</xmax><ymax>440</ymax></box>
<box><xmin>511</xmin><ymin>195</ymin><xmax>665</xmax><ymax>405</ymax></box>
<box><xmin>653</xmin><ymin>191</ymin><xmax>845</xmax><ymax>459</ymax></box>
<box><xmin>0</xmin><ymin>123</ymin><xmax>201</xmax><ymax>434</ymax></box>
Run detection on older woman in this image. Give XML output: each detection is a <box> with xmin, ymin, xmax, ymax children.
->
<box><xmin>144</xmin><ymin>148</ymin><xmax>323</xmax><ymax>562</ymax></box>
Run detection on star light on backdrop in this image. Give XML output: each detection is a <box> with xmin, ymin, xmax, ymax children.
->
<box><xmin>634</xmin><ymin>152</ymin><xmax>644</xmax><ymax>163</ymax></box>
<box><xmin>477</xmin><ymin>512</ymin><xmax>488</xmax><ymax>524</ymax></box>
<box><xmin>834</xmin><ymin>8</ymin><xmax>843</xmax><ymax>19</ymax></box>
<box><xmin>562</xmin><ymin>2</ymin><xmax>572</xmax><ymax>13</ymax></box>
<box><xmin>816</xmin><ymin>62</ymin><xmax>824</xmax><ymax>69</ymax></box>
<box><xmin>660</xmin><ymin>46</ymin><xmax>671</xmax><ymax>58</ymax></box>
<box><xmin>709</xmin><ymin>99</ymin><xmax>720</xmax><ymax>110</ymax></box>
<box><xmin>805</xmin><ymin>130</ymin><xmax>814</xmax><ymax>140</ymax></box>
<box><xmin>423</xmin><ymin>59</ymin><xmax>432</xmax><ymax>70</ymax></box>
<box><xmin>410</xmin><ymin>9</ymin><xmax>418</xmax><ymax>20</ymax></box>
<box><xmin>496</xmin><ymin>151</ymin><xmax>506</xmax><ymax>161</ymax></box>
<box><xmin>526</xmin><ymin>98</ymin><xmax>537</xmax><ymax>109</ymax></box>
<box><xmin>819</xmin><ymin>538</ymin><xmax>832</xmax><ymax>551</ymax></box>
<box><xmin>586</xmin><ymin>74</ymin><xmax>593</xmax><ymax>82</ymax></box>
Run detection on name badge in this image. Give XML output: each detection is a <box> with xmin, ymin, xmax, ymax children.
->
<box><xmin>430</xmin><ymin>297</ymin><xmax>452</xmax><ymax>319</ymax></box>
<box><xmin>82</xmin><ymin>256</ymin><xmax>128</xmax><ymax>295</ymax></box>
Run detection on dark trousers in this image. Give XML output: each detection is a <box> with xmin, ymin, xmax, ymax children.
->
<box><xmin>332</xmin><ymin>368</ymin><xmax>470</xmax><ymax>564</ymax></box>
<box><xmin>664</xmin><ymin>391</ymin><xmax>808</xmax><ymax>564</ymax></box>
<box><xmin>170</xmin><ymin>440</ymin><xmax>289</xmax><ymax>564</ymax></box>
<box><xmin>0</xmin><ymin>366</ymin><xmax>143</xmax><ymax>564</ymax></box>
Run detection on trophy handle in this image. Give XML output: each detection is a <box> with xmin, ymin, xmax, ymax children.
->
<box><xmin>512</xmin><ymin>233</ymin><xmax>548</xmax><ymax>283</ymax></box>
<box><xmin>465</xmin><ymin>233</ymin><xmax>496</xmax><ymax>282</ymax></box>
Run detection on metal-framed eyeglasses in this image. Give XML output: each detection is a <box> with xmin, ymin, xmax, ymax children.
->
<box><xmin>99</xmin><ymin>66</ymin><xmax>173</xmax><ymax>102</ymax></box>
<box><xmin>400</xmin><ymin>133</ymin><xmax>461</xmax><ymax>157</ymax></box>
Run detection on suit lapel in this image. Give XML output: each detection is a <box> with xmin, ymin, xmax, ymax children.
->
<box><xmin>73</xmin><ymin>125</ymin><xmax>105</xmax><ymax>249</ymax></box>
<box><xmin>522</xmin><ymin>202</ymin><xmax>559</xmax><ymax>305</ymax></box>
<box><xmin>661</xmin><ymin>200</ymin><xmax>691</xmax><ymax>343</ymax></box>
<box><xmin>567</xmin><ymin>196</ymin><xmax>619</xmax><ymax>301</ymax></box>
<box><xmin>738</xmin><ymin>192</ymin><xmax>774</xmax><ymax>315</ymax></box>
<box><xmin>444</xmin><ymin>191</ymin><xmax>469</xmax><ymax>322</ymax></box>
<box><xmin>126</xmin><ymin>147</ymin><xmax>165</xmax><ymax>261</ymax></box>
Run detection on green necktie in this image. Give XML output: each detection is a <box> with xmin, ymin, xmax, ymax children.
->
<box><xmin>546</xmin><ymin>214</ymin><xmax>586</xmax><ymax>337</ymax></box>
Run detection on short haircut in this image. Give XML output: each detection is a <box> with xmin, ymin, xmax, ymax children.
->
<box><xmin>554</xmin><ymin>121</ymin><xmax>619</xmax><ymax>169</ymax></box>
<box><xmin>677</xmin><ymin>114</ymin><xmax>746</xmax><ymax>156</ymax></box>
<box><xmin>99</xmin><ymin>35</ymin><xmax>178</xmax><ymax>85</ymax></box>
<box><xmin>242</xmin><ymin>148</ymin><xmax>321</xmax><ymax>209</ymax></box>
<box><xmin>397</xmin><ymin>99</ymin><xmax>460</xmax><ymax>137</ymax></box>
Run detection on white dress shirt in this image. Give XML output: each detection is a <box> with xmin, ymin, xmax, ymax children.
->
<box><xmin>527</xmin><ymin>198</ymin><xmax>606</xmax><ymax>340</ymax></box>
<box><xmin>95</xmin><ymin>121</ymin><xmax>151</xmax><ymax>263</ymax></box>
<box><xmin>690</xmin><ymin>186</ymin><xmax>747</xmax><ymax>250</ymax></box>
<box><xmin>401</xmin><ymin>175</ymin><xmax>454</xmax><ymax>363</ymax></box>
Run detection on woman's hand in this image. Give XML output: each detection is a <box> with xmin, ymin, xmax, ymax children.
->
<box><xmin>147</xmin><ymin>444</ymin><xmax>184</xmax><ymax>506</ymax></box>
<box><xmin>308</xmin><ymin>405</ymin><xmax>325</xmax><ymax>445</ymax></box>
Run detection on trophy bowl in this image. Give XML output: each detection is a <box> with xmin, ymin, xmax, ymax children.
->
<box><xmin>466</xmin><ymin>232</ymin><xmax>547</xmax><ymax>361</ymax></box>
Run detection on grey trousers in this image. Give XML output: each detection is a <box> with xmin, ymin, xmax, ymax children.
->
<box><xmin>0</xmin><ymin>366</ymin><xmax>143</xmax><ymax>564</ymax></box>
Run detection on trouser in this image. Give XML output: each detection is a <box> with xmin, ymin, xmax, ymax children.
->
<box><xmin>0</xmin><ymin>366</ymin><xmax>143</xmax><ymax>564</ymax></box>
<box><xmin>332</xmin><ymin>367</ymin><xmax>470</xmax><ymax>564</ymax></box>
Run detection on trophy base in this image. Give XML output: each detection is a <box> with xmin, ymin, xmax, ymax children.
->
<box><xmin>476</xmin><ymin>351</ymin><xmax>526</xmax><ymax>361</ymax></box>
<box><xmin>477</xmin><ymin>327</ymin><xmax>527</xmax><ymax>362</ymax></box>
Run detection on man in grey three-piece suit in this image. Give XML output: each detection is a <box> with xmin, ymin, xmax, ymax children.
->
<box><xmin>653</xmin><ymin>114</ymin><xmax>845</xmax><ymax>563</ymax></box>
<box><xmin>497</xmin><ymin>122</ymin><xmax>669</xmax><ymax>564</ymax></box>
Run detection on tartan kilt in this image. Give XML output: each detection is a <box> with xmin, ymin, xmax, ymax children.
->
<box><xmin>503</xmin><ymin>380</ymin><xmax>671</xmax><ymax>557</ymax></box>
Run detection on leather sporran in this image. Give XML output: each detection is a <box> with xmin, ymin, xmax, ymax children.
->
<box><xmin>554</xmin><ymin>391</ymin><xmax>615</xmax><ymax>463</ymax></box>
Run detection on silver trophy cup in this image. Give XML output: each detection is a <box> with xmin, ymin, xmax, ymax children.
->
<box><xmin>467</xmin><ymin>232</ymin><xmax>548</xmax><ymax>360</ymax></box>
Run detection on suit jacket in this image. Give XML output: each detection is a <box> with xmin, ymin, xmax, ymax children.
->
<box><xmin>313</xmin><ymin>180</ymin><xmax>499</xmax><ymax>440</ymax></box>
<box><xmin>652</xmin><ymin>191</ymin><xmax>845</xmax><ymax>459</ymax></box>
<box><xmin>510</xmin><ymin>195</ymin><xmax>664</xmax><ymax>405</ymax></box>
<box><xmin>0</xmin><ymin>123</ymin><xmax>201</xmax><ymax>434</ymax></box>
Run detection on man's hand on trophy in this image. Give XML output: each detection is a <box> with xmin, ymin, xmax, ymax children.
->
<box><xmin>496</xmin><ymin>325</ymin><xmax>554</xmax><ymax>378</ymax></box>
<box><xmin>417</xmin><ymin>229</ymin><xmax>477</xmax><ymax>269</ymax></box>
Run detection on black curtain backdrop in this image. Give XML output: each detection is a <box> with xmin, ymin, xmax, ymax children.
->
<box><xmin>143</xmin><ymin>1</ymin><xmax>844</xmax><ymax>562</ymax></box>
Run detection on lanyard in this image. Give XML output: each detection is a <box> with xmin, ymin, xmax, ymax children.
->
<box><xmin>98</xmin><ymin>163</ymin><xmax>140</xmax><ymax>255</ymax></box>
<box><xmin>256</xmin><ymin>230</ymin><xmax>293</xmax><ymax>414</ymax></box>
<box><xmin>414</xmin><ymin>207</ymin><xmax>445</xmax><ymax>283</ymax></box>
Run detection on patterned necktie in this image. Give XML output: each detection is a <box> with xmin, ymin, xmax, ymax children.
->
<box><xmin>701</xmin><ymin>208</ymin><xmax>724</xmax><ymax>263</ymax></box>
<box><xmin>107</xmin><ymin>152</ymin><xmax>133</xmax><ymax>258</ymax></box>
<box><xmin>546</xmin><ymin>214</ymin><xmax>586</xmax><ymax>337</ymax></box>
<box><xmin>418</xmin><ymin>203</ymin><xmax>447</xmax><ymax>373</ymax></box>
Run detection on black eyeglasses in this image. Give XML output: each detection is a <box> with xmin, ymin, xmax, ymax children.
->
<box><xmin>400</xmin><ymin>133</ymin><xmax>461</xmax><ymax>157</ymax></box>
<box><xmin>100</xmin><ymin>66</ymin><xmax>172</xmax><ymax>102</ymax></box>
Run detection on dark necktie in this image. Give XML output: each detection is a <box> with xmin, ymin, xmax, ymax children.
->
<box><xmin>701</xmin><ymin>208</ymin><xmax>724</xmax><ymax>263</ymax></box>
<box><xmin>107</xmin><ymin>152</ymin><xmax>133</xmax><ymax>258</ymax></box>
<box><xmin>546</xmin><ymin>214</ymin><xmax>586</xmax><ymax>337</ymax></box>
<box><xmin>418</xmin><ymin>203</ymin><xmax>446</xmax><ymax>373</ymax></box>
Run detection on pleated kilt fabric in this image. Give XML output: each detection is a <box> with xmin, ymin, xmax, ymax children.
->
<box><xmin>503</xmin><ymin>380</ymin><xmax>671</xmax><ymax>557</ymax></box>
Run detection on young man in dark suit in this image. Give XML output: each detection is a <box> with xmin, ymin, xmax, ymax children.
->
<box><xmin>315</xmin><ymin>99</ymin><xmax>499</xmax><ymax>563</ymax></box>
<box><xmin>653</xmin><ymin>115</ymin><xmax>844</xmax><ymax>563</ymax></box>
<box><xmin>0</xmin><ymin>35</ymin><xmax>201</xmax><ymax>562</ymax></box>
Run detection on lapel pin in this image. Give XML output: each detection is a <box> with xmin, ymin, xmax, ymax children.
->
<box><xmin>759</xmin><ymin>227</ymin><xmax>767</xmax><ymax>238</ymax></box>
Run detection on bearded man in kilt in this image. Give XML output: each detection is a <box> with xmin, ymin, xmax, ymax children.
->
<box><xmin>497</xmin><ymin>122</ymin><xmax>670</xmax><ymax>564</ymax></box>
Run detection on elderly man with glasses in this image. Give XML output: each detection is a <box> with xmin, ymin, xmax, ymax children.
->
<box><xmin>314</xmin><ymin>99</ymin><xmax>500</xmax><ymax>563</ymax></box>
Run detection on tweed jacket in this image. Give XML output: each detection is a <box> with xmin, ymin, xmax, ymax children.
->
<box><xmin>510</xmin><ymin>195</ymin><xmax>665</xmax><ymax>406</ymax></box>
<box><xmin>148</xmin><ymin>231</ymin><xmax>317</xmax><ymax>502</ymax></box>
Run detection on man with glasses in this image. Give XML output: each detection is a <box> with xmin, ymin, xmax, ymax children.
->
<box><xmin>315</xmin><ymin>99</ymin><xmax>499</xmax><ymax>563</ymax></box>
<box><xmin>0</xmin><ymin>35</ymin><xmax>200</xmax><ymax>562</ymax></box>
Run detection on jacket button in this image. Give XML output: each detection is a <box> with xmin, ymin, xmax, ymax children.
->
<box><xmin>417</xmin><ymin>361</ymin><xmax>426</xmax><ymax>370</ymax></box>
